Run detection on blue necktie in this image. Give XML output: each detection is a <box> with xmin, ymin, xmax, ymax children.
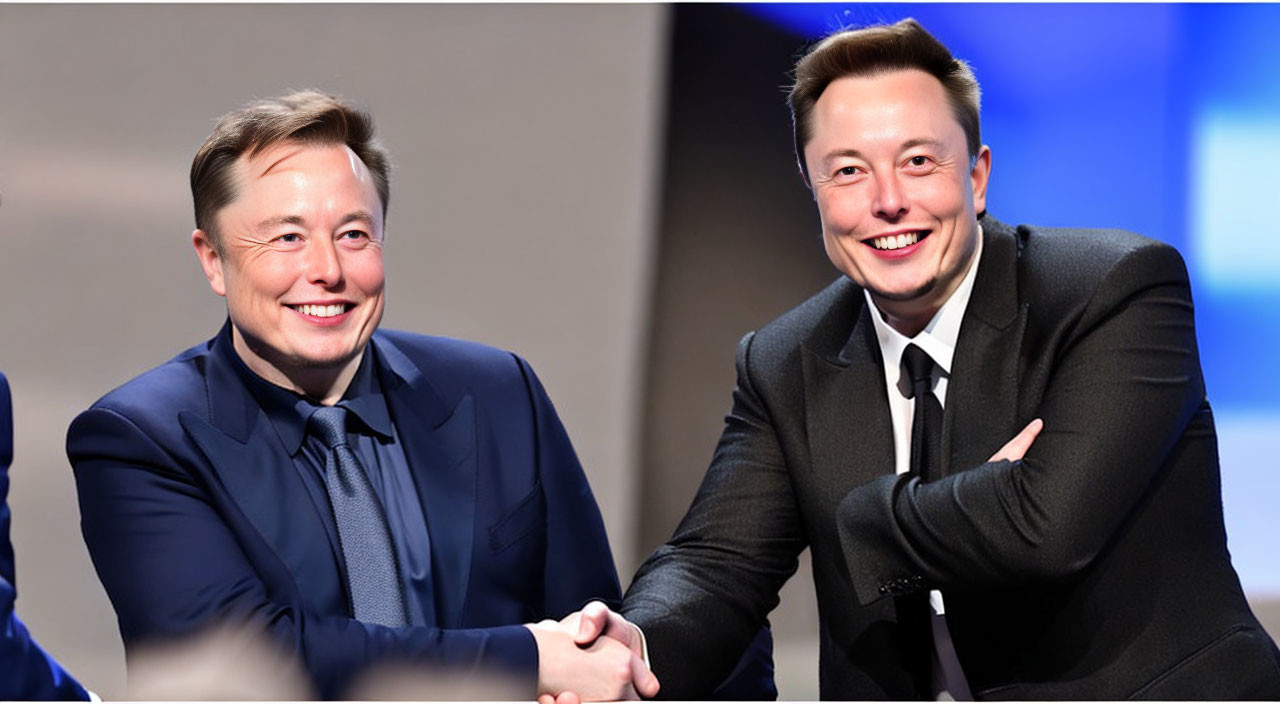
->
<box><xmin>309</xmin><ymin>405</ymin><xmax>409</xmax><ymax>627</ymax></box>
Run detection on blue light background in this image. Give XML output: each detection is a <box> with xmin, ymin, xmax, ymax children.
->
<box><xmin>744</xmin><ymin>3</ymin><xmax>1280</xmax><ymax>596</ymax></box>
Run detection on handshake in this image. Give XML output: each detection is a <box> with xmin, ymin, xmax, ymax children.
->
<box><xmin>526</xmin><ymin>601</ymin><xmax>660</xmax><ymax>703</ymax></box>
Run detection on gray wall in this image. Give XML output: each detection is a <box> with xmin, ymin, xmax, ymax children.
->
<box><xmin>0</xmin><ymin>5</ymin><xmax>667</xmax><ymax>696</ymax></box>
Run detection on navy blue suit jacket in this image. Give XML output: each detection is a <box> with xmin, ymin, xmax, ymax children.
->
<box><xmin>66</xmin><ymin>325</ymin><xmax>621</xmax><ymax>697</ymax></box>
<box><xmin>2</xmin><ymin>371</ymin><xmax>89</xmax><ymax>700</ymax></box>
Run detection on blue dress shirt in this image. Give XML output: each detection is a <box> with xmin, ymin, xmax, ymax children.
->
<box><xmin>229</xmin><ymin>347</ymin><xmax>438</xmax><ymax>627</ymax></box>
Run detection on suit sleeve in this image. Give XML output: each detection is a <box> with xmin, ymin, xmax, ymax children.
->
<box><xmin>67</xmin><ymin>406</ymin><xmax>535</xmax><ymax>699</ymax></box>
<box><xmin>511</xmin><ymin>357</ymin><xmax>624</xmax><ymax>616</ymax></box>
<box><xmin>837</xmin><ymin>242</ymin><xmax>1209</xmax><ymax>603</ymax></box>
<box><xmin>1</xmin><ymin>372</ymin><xmax>89</xmax><ymax>701</ymax></box>
<box><xmin>622</xmin><ymin>333</ymin><xmax>802</xmax><ymax>698</ymax></box>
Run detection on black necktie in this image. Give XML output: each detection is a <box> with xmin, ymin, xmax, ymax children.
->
<box><xmin>309</xmin><ymin>405</ymin><xmax>408</xmax><ymax>627</ymax></box>
<box><xmin>903</xmin><ymin>344</ymin><xmax>943</xmax><ymax>482</ymax></box>
<box><xmin>902</xmin><ymin>344</ymin><xmax>973</xmax><ymax>699</ymax></box>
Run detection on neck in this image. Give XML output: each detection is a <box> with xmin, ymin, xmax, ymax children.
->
<box><xmin>231</xmin><ymin>327</ymin><xmax>362</xmax><ymax>406</ymax></box>
<box><xmin>873</xmin><ymin>302</ymin><xmax>937</xmax><ymax>339</ymax></box>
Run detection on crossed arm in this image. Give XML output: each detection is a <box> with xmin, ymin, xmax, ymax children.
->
<box><xmin>559</xmin><ymin>243</ymin><xmax>1201</xmax><ymax>698</ymax></box>
<box><xmin>548</xmin><ymin>421</ymin><xmax>1040</xmax><ymax>703</ymax></box>
<box><xmin>835</xmin><ymin>245</ymin><xmax>1205</xmax><ymax>603</ymax></box>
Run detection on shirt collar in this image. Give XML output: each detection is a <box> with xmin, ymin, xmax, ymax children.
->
<box><xmin>865</xmin><ymin>223</ymin><xmax>984</xmax><ymax>379</ymax></box>
<box><xmin>229</xmin><ymin>342</ymin><xmax>395</xmax><ymax>456</ymax></box>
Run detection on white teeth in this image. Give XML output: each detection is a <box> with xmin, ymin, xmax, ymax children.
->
<box><xmin>870</xmin><ymin>231</ymin><xmax>922</xmax><ymax>250</ymax></box>
<box><xmin>293</xmin><ymin>304</ymin><xmax>346</xmax><ymax>318</ymax></box>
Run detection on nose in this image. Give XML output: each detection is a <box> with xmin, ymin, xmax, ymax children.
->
<box><xmin>304</xmin><ymin>237</ymin><xmax>343</xmax><ymax>287</ymax></box>
<box><xmin>871</xmin><ymin>170</ymin><xmax>909</xmax><ymax>220</ymax></box>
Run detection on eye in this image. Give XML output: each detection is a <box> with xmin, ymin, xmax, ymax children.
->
<box><xmin>277</xmin><ymin>233</ymin><xmax>301</xmax><ymax>243</ymax></box>
<box><xmin>340</xmin><ymin>229</ymin><xmax>370</xmax><ymax>241</ymax></box>
<box><xmin>908</xmin><ymin>155</ymin><xmax>929</xmax><ymax>167</ymax></box>
<box><xmin>837</xmin><ymin>166</ymin><xmax>860</xmax><ymax>177</ymax></box>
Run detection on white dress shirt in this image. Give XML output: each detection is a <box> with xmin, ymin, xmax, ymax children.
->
<box><xmin>864</xmin><ymin>226</ymin><xmax>984</xmax><ymax>700</ymax></box>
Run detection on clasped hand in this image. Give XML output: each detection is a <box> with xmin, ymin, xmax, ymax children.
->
<box><xmin>527</xmin><ymin>601</ymin><xmax>659</xmax><ymax>704</ymax></box>
<box><xmin>525</xmin><ymin>419</ymin><xmax>1043</xmax><ymax>703</ymax></box>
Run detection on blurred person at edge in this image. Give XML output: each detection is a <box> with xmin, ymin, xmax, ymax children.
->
<box><xmin>1</xmin><ymin>366</ymin><xmax>91</xmax><ymax>700</ymax></box>
<box><xmin>558</xmin><ymin>18</ymin><xmax>1280</xmax><ymax>702</ymax></box>
<box><xmin>64</xmin><ymin>91</ymin><xmax>773</xmax><ymax>700</ymax></box>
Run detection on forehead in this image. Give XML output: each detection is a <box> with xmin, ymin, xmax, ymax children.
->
<box><xmin>237</xmin><ymin>141</ymin><xmax>370</xmax><ymax>187</ymax></box>
<box><xmin>222</xmin><ymin>141</ymin><xmax>382</xmax><ymax>220</ymax></box>
<box><xmin>809</xmin><ymin>69</ymin><xmax>961</xmax><ymax>146</ymax></box>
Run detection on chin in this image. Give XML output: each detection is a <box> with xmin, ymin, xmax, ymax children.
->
<box><xmin>867</xmin><ymin>276</ymin><xmax>938</xmax><ymax>303</ymax></box>
<box><xmin>292</xmin><ymin>349</ymin><xmax>361</xmax><ymax>370</ymax></box>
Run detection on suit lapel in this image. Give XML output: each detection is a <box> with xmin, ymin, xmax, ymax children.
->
<box><xmin>941</xmin><ymin>219</ymin><xmax>1027</xmax><ymax>476</ymax></box>
<box><xmin>803</xmin><ymin>299</ymin><xmax>897</xmax><ymax>488</ymax></box>
<box><xmin>374</xmin><ymin>336</ymin><xmax>478</xmax><ymax>629</ymax></box>
<box><xmin>179</xmin><ymin>325</ymin><xmax>347</xmax><ymax>614</ymax></box>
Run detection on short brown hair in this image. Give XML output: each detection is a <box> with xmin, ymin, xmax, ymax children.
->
<box><xmin>788</xmin><ymin>18</ymin><xmax>981</xmax><ymax>182</ymax></box>
<box><xmin>190</xmin><ymin>90</ymin><xmax>391</xmax><ymax>253</ymax></box>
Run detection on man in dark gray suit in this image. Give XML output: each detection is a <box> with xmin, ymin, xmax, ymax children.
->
<box><xmin>563</xmin><ymin>18</ymin><xmax>1280</xmax><ymax>700</ymax></box>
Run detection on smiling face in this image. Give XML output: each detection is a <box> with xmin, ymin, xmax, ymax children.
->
<box><xmin>803</xmin><ymin>69</ymin><xmax>990</xmax><ymax>335</ymax></box>
<box><xmin>193</xmin><ymin>141</ymin><xmax>386</xmax><ymax>399</ymax></box>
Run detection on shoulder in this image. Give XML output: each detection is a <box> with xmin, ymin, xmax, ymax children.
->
<box><xmin>89</xmin><ymin>340</ymin><xmax>214</xmax><ymax>417</ymax></box>
<box><xmin>1005</xmin><ymin>220</ymin><xmax>1191</xmax><ymax>313</ymax></box>
<box><xmin>748</xmin><ymin>277</ymin><xmax>865</xmax><ymax>370</ymax></box>
<box><xmin>373</xmin><ymin>329</ymin><xmax>536</xmax><ymax>400</ymax></box>
<box><xmin>73</xmin><ymin>338</ymin><xmax>215</xmax><ymax>444</ymax></box>
<box><xmin>980</xmin><ymin>218</ymin><xmax>1195</xmax><ymax>356</ymax></box>
<box><xmin>1016</xmin><ymin>222</ymin><xmax>1184</xmax><ymax>280</ymax></box>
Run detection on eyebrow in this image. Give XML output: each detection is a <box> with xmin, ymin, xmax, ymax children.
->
<box><xmin>820</xmin><ymin>139</ymin><xmax>949</xmax><ymax>168</ymax></box>
<box><xmin>255</xmin><ymin>214</ymin><xmax>306</xmax><ymax>231</ymax></box>
<box><xmin>336</xmin><ymin>211</ymin><xmax>376</xmax><ymax>229</ymax></box>
<box><xmin>821</xmin><ymin>148</ymin><xmax>865</xmax><ymax>168</ymax></box>
<box><xmin>901</xmin><ymin>138</ymin><xmax>947</xmax><ymax>152</ymax></box>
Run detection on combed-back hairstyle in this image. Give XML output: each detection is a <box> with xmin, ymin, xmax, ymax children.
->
<box><xmin>788</xmin><ymin>18</ymin><xmax>981</xmax><ymax>183</ymax></box>
<box><xmin>190</xmin><ymin>90</ymin><xmax>391</xmax><ymax>253</ymax></box>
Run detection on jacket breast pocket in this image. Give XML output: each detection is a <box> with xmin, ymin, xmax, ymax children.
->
<box><xmin>488</xmin><ymin>481</ymin><xmax>546</xmax><ymax>553</ymax></box>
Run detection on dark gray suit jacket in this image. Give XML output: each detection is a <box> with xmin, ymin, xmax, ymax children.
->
<box><xmin>623</xmin><ymin>215</ymin><xmax>1280</xmax><ymax>699</ymax></box>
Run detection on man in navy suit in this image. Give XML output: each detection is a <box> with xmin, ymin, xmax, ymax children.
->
<box><xmin>2</xmin><ymin>369</ymin><xmax>89</xmax><ymax>700</ymax></box>
<box><xmin>65</xmin><ymin>91</ymin><xmax>663</xmax><ymax>700</ymax></box>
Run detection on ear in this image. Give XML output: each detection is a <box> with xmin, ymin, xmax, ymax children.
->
<box><xmin>797</xmin><ymin>157</ymin><xmax>815</xmax><ymax>197</ymax></box>
<box><xmin>970</xmin><ymin>145</ymin><xmax>992</xmax><ymax>214</ymax></box>
<box><xmin>192</xmin><ymin>229</ymin><xmax>227</xmax><ymax>297</ymax></box>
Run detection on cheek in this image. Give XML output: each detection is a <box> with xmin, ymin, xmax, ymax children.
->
<box><xmin>817</xmin><ymin>190</ymin><xmax>867</xmax><ymax>233</ymax></box>
<box><xmin>347</xmin><ymin>252</ymin><xmax>386</xmax><ymax>295</ymax></box>
<box><xmin>821</xmin><ymin>230</ymin><xmax>841</xmax><ymax>262</ymax></box>
<box><xmin>226</xmin><ymin>259</ymin><xmax>297</xmax><ymax>305</ymax></box>
<box><xmin>920</xmin><ymin>177</ymin><xmax>970</xmax><ymax>214</ymax></box>
<box><xmin>821</xmin><ymin>229</ymin><xmax>862</xmax><ymax>279</ymax></box>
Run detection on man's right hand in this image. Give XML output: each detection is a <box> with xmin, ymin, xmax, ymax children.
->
<box><xmin>568</xmin><ymin>601</ymin><xmax>648</xmax><ymax>662</ymax></box>
<box><xmin>526</xmin><ymin>611</ymin><xmax>656</xmax><ymax>704</ymax></box>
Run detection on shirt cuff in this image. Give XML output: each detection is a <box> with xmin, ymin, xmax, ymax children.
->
<box><xmin>632</xmin><ymin>622</ymin><xmax>651</xmax><ymax>667</ymax></box>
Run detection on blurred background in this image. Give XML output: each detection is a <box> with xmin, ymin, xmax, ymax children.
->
<box><xmin>0</xmin><ymin>4</ymin><xmax>1275</xmax><ymax>699</ymax></box>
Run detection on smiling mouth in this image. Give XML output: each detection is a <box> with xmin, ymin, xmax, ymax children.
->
<box><xmin>866</xmin><ymin>231</ymin><xmax>930</xmax><ymax>251</ymax></box>
<box><xmin>290</xmin><ymin>303</ymin><xmax>352</xmax><ymax>318</ymax></box>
